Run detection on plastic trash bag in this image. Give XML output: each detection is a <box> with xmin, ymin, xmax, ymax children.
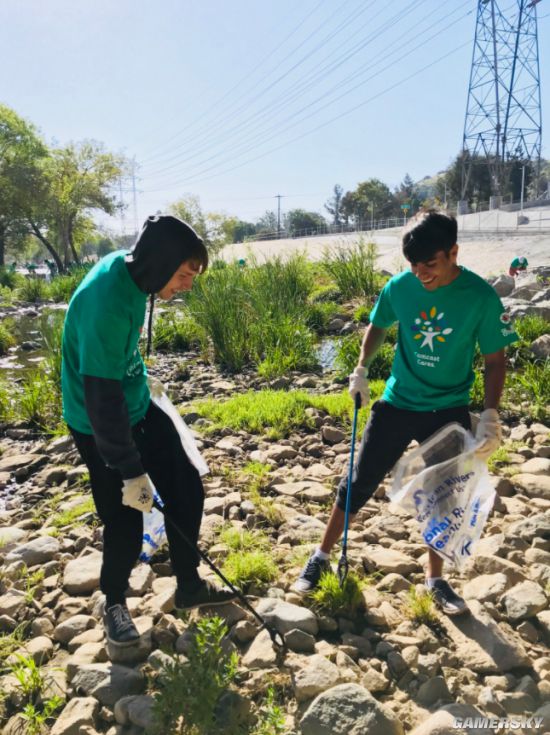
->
<box><xmin>139</xmin><ymin>377</ymin><xmax>209</xmax><ymax>562</ymax></box>
<box><xmin>388</xmin><ymin>423</ymin><xmax>495</xmax><ymax>569</ymax></box>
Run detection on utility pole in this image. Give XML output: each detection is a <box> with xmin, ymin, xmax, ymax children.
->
<box><xmin>275</xmin><ymin>194</ymin><xmax>283</xmax><ymax>239</ymax></box>
<box><xmin>119</xmin><ymin>177</ymin><xmax>125</xmax><ymax>236</ymax></box>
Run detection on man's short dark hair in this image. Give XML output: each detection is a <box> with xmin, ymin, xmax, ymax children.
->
<box><xmin>402</xmin><ymin>210</ymin><xmax>458</xmax><ymax>264</ymax></box>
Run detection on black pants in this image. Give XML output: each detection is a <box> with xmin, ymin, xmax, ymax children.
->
<box><xmin>336</xmin><ymin>400</ymin><xmax>471</xmax><ymax>514</ymax></box>
<box><xmin>70</xmin><ymin>401</ymin><xmax>204</xmax><ymax>603</ymax></box>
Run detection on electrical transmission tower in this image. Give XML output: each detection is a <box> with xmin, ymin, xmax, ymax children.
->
<box><xmin>461</xmin><ymin>0</ymin><xmax>543</xmax><ymax>204</ymax></box>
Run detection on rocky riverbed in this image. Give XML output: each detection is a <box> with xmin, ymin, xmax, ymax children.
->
<box><xmin>0</xmin><ymin>268</ymin><xmax>549</xmax><ymax>735</ymax></box>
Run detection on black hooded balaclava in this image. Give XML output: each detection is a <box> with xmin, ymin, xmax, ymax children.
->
<box><xmin>125</xmin><ymin>215</ymin><xmax>206</xmax><ymax>357</ymax></box>
<box><xmin>126</xmin><ymin>214</ymin><xmax>205</xmax><ymax>294</ymax></box>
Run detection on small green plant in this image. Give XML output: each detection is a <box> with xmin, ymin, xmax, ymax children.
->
<box><xmin>334</xmin><ymin>333</ymin><xmax>394</xmax><ymax>380</ymax></box>
<box><xmin>10</xmin><ymin>654</ymin><xmax>46</xmax><ymax>699</ymax></box>
<box><xmin>153</xmin><ymin>310</ymin><xmax>205</xmax><ymax>352</ymax></box>
<box><xmin>469</xmin><ymin>368</ymin><xmax>485</xmax><ymax>411</ymax></box>
<box><xmin>17</xmin><ymin>277</ymin><xmax>49</xmax><ymax>303</ymax></box>
<box><xmin>0</xmin><ymin>378</ymin><xmax>13</xmax><ymax>421</ymax></box>
<box><xmin>18</xmin><ymin>368</ymin><xmax>63</xmax><ymax>433</ymax></box>
<box><xmin>251</xmin><ymin>687</ymin><xmax>288</xmax><ymax>735</ymax></box>
<box><xmin>353</xmin><ymin>304</ymin><xmax>371</xmax><ymax>323</ymax></box>
<box><xmin>222</xmin><ymin>549</ymin><xmax>278</xmax><ymax>592</ymax></box>
<box><xmin>151</xmin><ymin>616</ymin><xmax>238</xmax><ymax>735</ymax></box>
<box><xmin>0</xmin><ymin>319</ymin><xmax>16</xmax><ymax>355</ymax></box>
<box><xmin>21</xmin><ymin>695</ymin><xmax>64</xmax><ymax>735</ymax></box>
<box><xmin>305</xmin><ymin>301</ymin><xmax>341</xmax><ymax>332</ymax></box>
<box><xmin>219</xmin><ymin>526</ymin><xmax>270</xmax><ymax>553</ymax></box>
<box><xmin>508</xmin><ymin>360</ymin><xmax>550</xmax><ymax>420</ymax></box>
<box><xmin>0</xmin><ymin>624</ymin><xmax>29</xmax><ymax>673</ymax></box>
<box><xmin>308</xmin><ymin>570</ymin><xmax>365</xmax><ymax>616</ymax></box>
<box><xmin>403</xmin><ymin>586</ymin><xmax>438</xmax><ymax>625</ymax></box>
<box><xmin>487</xmin><ymin>446</ymin><xmax>511</xmax><ymax>474</ymax></box>
<box><xmin>48</xmin><ymin>266</ymin><xmax>89</xmax><ymax>303</ymax></box>
<box><xmin>19</xmin><ymin>566</ymin><xmax>45</xmax><ymax>604</ymax></box>
<box><xmin>51</xmin><ymin>497</ymin><xmax>95</xmax><ymax>528</ymax></box>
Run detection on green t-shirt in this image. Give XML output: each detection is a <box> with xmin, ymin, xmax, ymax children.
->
<box><xmin>511</xmin><ymin>256</ymin><xmax>528</xmax><ymax>269</ymax></box>
<box><xmin>61</xmin><ymin>251</ymin><xmax>150</xmax><ymax>433</ymax></box>
<box><xmin>370</xmin><ymin>267</ymin><xmax>518</xmax><ymax>411</ymax></box>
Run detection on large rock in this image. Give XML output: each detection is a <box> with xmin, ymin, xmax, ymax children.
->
<box><xmin>0</xmin><ymin>527</ymin><xmax>27</xmax><ymax>548</ymax></box>
<box><xmin>63</xmin><ymin>552</ymin><xmax>102</xmax><ymax>594</ymax></box>
<box><xmin>439</xmin><ymin>600</ymin><xmax>530</xmax><ymax>673</ymax></box>
<box><xmin>531</xmin><ymin>334</ymin><xmax>550</xmax><ymax>359</ymax></box>
<box><xmin>463</xmin><ymin>574</ymin><xmax>509</xmax><ymax>603</ymax></box>
<box><xmin>5</xmin><ymin>536</ymin><xmax>60</xmax><ymax>565</ymax></box>
<box><xmin>241</xmin><ymin>629</ymin><xmax>277</xmax><ymax>668</ymax></box>
<box><xmin>501</xmin><ymin>580</ymin><xmax>548</xmax><ymax>621</ymax></box>
<box><xmin>409</xmin><ymin>704</ymin><xmax>496</xmax><ymax>734</ymax></box>
<box><xmin>293</xmin><ymin>657</ymin><xmax>347</xmax><ymax>703</ymax></box>
<box><xmin>0</xmin><ymin>452</ymin><xmax>47</xmax><ymax>474</ymax></box>
<box><xmin>508</xmin><ymin>514</ymin><xmax>550</xmax><ymax>542</ymax></box>
<box><xmin>272</xmin><ymin>480</ymin><xmax>332</xmax><ymax>503</ymax></box>
<box><xmin>492</xmin><ymin>275</ymin><xmax>515</xmax><ymax>297</ymax></box>
<box><xmin>362</xmin><ymin>546</ymin><xmax>419</xmax><ymax>575</ymax></box>
<box><xmin>520</xmin><ymin>457</ymin><xmax>550</xmax><ymax>476</ymax></box>
<box><xmin>54</xmin><ymin>615</ymin><xmax>96</xmax><ymax>645</ymax></box>
<box><xmin>255</xmin><ymin>598</ymin><xmax>318</xmax><ymax>636</ymax></box>
<box><xmin>299</xmin><ymin>683</ymin><xmax>403</xmax><ymax>735</ymax></box>
<box><xmin>50</xmin><ymin>697</ymin><xmax>99</xmax><ymax>735</ymax></box>
<box><xmin>511</xmin><ymin>473</ymin><xmax>550</xmax><ymax>500</ymax></box>
<box><xmin>70</xmin><ymin>663</ymin><xmax>145</xmax><ymax>706</ymax></box>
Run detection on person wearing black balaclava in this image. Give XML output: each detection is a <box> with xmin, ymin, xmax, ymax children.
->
<box><xmin>61</xmin><ymin>215</ymin><xmax>236</xmax><ymax>647</ymax></box>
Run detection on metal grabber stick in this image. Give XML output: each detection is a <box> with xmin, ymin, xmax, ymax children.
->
<box><xmin>337</xmin><ymin>392</ymin><xmax>361</xmax><ymax>588</ymax></box>
<box><xmin>152</xmin><ymin>500</ymin><xmax>286</xmax><ymax>651</ymax></box>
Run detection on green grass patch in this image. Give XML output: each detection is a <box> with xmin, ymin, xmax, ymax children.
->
<box><xmin>307</xmin><ymin>570</ymin><xmax>365</xmax><ymax>617</ymax></box>
<box><xmin>334</xmin><ymin>333</ymin><xmax>394</xmax><ymax>380</ymax></box>
<box><xmin>153</xmin><ymin>310</ymin><xmax>205</xmax><ymax>352</ymax></box>
<box><xmin>16</xmin><ymin>277</ymin><xmax>49</xmax><ymax>303</ymax></box>
<box><xmin>192</xmin><ymin>387</ymin><xmax>383</xmax><ymax>439</ymax></box>
<box><xmin>218</xmin><ymin>526</ymin><xmax>270</xmax><ymax>553</ymax></box>
<box><xmin>403</xmin><ymin>586</ymin><xmax>438</xmax><ymax>625</ymax></box>
<box><xmin>51</xmin><ymin>497</ymin><xmax>95</xmax><ymax>528</ymax></box>
<box><xmin>487</xmin><ymin>446</ymin><xmax>511</xmax><ymax>474</ymax></box>
<box><xmin>222</xmin><ymin>549</ymin><xmax>278</xmax><ymax>591</ymax></box>
<box><xmin>321</xmin><ymin>239</ymin><xmax>385</xmax><ymax>300</ymax></box>
<box><xmin>48</xmin><ymin>266</ymin><xmax>89</xmax><ymax>303</ymax></box>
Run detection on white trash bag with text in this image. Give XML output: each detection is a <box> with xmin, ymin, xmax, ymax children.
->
<box><xmin>388</xmin><ymin>423</ymin><xmax>495</xmax><ymax>568</ymax></box>
<box><xmin>139</xmin><ymin>377</ymin><xmax>209</xmax><ymax>562</ymax></box>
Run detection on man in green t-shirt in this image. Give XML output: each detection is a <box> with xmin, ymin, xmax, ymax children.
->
<box><xmin>509</xmin><ymin>256</ymin><xmax>528</xmax><ymax>277</ymax></box>
<box><xmin>62</xmin><ymin>215</ymin><xmax>236</xmax><ymax>647</ymax></box>
<box><xmin>295</xmin><ymin>210</ymin><xmax>518</xmax><ymax>615</ymax></box>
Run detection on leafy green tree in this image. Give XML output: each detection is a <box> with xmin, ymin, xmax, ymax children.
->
<box><xmin>231</xmin><ymin>219</ymin><xmax>256</xmax><ymax>243</ymax></box>
<box><xmin>283</xmin><ymin>209</ymin><xmax>326</xmax><ymax>235</ymax></box>
<box><xmin>325</xmin><ymin>184</ymin><xmax>344</xmax><ymax>225</ymax></box>
<box><xmin>169</xmin><ymin>195</ymin><xmax>241</xmax><ymax>253</ymax></box>
<box><xmin>0</xmin><ymin>104</ymin><xmax>48</xmax><ymax>266</ymax></box>
<box><xmin>341</xmin><ymin>179</ymin><xmax>395</xmax><ymax>224</ymax></box>
<box><xmin>255</xmin><ymin>210</ymin><xmax>278</xmax><ymax>238</ymax></box>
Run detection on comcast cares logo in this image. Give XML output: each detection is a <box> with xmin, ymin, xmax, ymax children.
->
<box><xmin>411</xmin><ymin>307</ymin><xmax>453</xmax><ymax>351</ymax></box>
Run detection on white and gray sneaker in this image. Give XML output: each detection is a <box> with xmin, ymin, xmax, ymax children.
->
<box><xmin>294</xmin><ymin>554</ymin><xmax>331</xmax><ymax>593</ymax></box>
<box><xmin>430</xmin><ymin>579</ymin><xmax>469</xmax><ymax>616</ymax></box>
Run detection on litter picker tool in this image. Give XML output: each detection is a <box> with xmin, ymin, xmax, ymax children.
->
<box><xmin>337</xmin><ymin>392</ymin><xmax>361</xmax><ymax>588</ymax></box>
<box><xmin>152</xmin><ymin>500</ymin><xmax>286</xmax><ymax>651</ymax></box>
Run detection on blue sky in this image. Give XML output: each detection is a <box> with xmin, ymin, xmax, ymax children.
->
<box><xmin>1</xmin><ymin>0</ymin><xmax>548</xmax><ymax>232</ymax></box>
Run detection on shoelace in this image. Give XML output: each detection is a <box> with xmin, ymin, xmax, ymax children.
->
<box><xmin>304</xmin><ymin>557</ymin><xmax>323</xmax><ymax>577</ymax></box>
<box><xmin>435</xmin><ymin>581</ymin><xmax>460</xmax><ymax>603</ymax></box>
<box><xmin>109</xmin><ymin>604</ymin><xmax>134</xmax><ymax>632</ymax></box>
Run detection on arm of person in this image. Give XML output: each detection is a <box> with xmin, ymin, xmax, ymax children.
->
<box><xmin>482</xmin><ymin>349</ymin><xmax>506</xmax><ymax>410</ymax></box>
<box><xmin>83</xmin><ymin>375</ymin><xmax>145</xmax><ymax>480</ymax></box>
<box><xmin>358</xmin><ymin>323</ymin><xmax>388</xmax><ymax>369</ymax></box>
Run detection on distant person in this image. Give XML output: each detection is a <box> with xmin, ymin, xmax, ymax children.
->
<box><xmin>294</xmin><ymin>210</ymin><xmax>518</xmax><ymax>616</ymax></box>
<box><xmin>61</xmin><ymin>215</ymin><xmax>236</xmax><ymax>648</ymax></box>
<box><xmin>509</xmin><ymin>256</ymin><xmax>528</xmax><ymax>277</ymax></box>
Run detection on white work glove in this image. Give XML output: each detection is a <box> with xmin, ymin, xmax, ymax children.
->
<box><xmin>474</xmin><ymin>409</ymin><xmax>502</xmax><ymax>461</ymax></box>
<box><xmin>122</xmin><ymin>474</ymin><xmax>154</xmax><ymax>513</ymax></box>
<box><xmin>348</xmin><ymin>366</ymin><xmax>369</xmax><ymax>407</ymax></box>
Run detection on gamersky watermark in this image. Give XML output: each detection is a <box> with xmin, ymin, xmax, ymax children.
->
<box><xmin>453</xmin><ymin>717</ymin><xmax>544</xmax><ymax>730</ymax></box>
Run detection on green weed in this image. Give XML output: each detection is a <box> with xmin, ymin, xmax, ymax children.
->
<box><xmin>51</xmin><ymin>497</ymin><xmax>95</xmax><ymax>528</ymax></box>
<box><xmin>0</xmin><ymin>319</ymin><xmax>16</xmax><ymax>355</ymax></box>
<box><xmin>218</xmin><ymin>526</ymin><xmax>270</xmax><ymax>553</ymax></box>
<box><xmin>251</xmin><ymin>687</ymin><xmax>288</xmax><ymax>735</ymax></box>
<box><xmin>21</xmin><ymin>696</ymin><xmax>64</xmax><ymax>735</ymax></box>
<box><xmin>334</xmin><ymin>333</ymin><xmax>394</xmax><ymax>380</ymax></box>
<box><xmin>153</xmin><ymin>310</ymin><xmax>205</xmax><ymax>352</ymax></box>
<box><xmin>222</xmin><ymin>549</ymin><xmax>278</xmax><ymax>592</ymax></box>
<box><xmin>403</xmin><ymin>586</ymin><xmax>438</xmax><ymax>625</ymax></box>
<box><xmin>151</xmin><ymin>616</ymin><xmax>238</xmax><ymax>735</ymax></box>
<box><xmin>308</xmin><ymin>570</ymin><xmax>365</xmax><ymax>617</ymax></box>
<box><xmin>17</xmin><ymin>278</ymin><xmax>49</xmax><ymax>303</ymax></box>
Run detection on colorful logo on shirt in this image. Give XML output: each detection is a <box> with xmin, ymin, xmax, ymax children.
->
<box><xmin>499</xmin><ymin>310</ymin><xmax>515</xmax><ymax>336</ymax></box>
<box><xmin>411</xmin><ymin>307</ymin><xmax>453</xmax><ymax>352</ymax></box>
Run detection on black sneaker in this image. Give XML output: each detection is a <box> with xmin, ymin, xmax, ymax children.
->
<box><xmin>104</xmin><ymin>604</ymin><xmax>140</xmax><ymax>646</ymax></box>
<box><xmin>175</xmin><ymin>580</ymin><xmax>237</xmax><ymax>610</ymax></box>
<box><xmin>430</xmin><ymin>579</ymin><xmax>469</xmax><ymax>616</ymax></box>
<box><xmin>293</xmin><ymin>554</ymin><xmax>331</xmax><ymax>593</ymax></box>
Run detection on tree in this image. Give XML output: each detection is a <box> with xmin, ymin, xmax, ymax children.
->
<box><xmin>283</xmin><ymin>209</ymin><xmax>326</xmax><ymax>236</ymax></box>
<box><xmin>436</xmin><ymin>152</ymin><xmax>492</xmax><ymax>210</ymax></box>
<box><xmin>169</xmin><ymin>195</ymin><xmax>240</xmax><ymax>254</ymax></box>
<box><xmin>255</xmin><ymin>210</ymin><xmax>278</xmax><ymax>238</ymax></box>
<box><xmin>325</xmin><ymin>184</ymin><xmax>344</xmax><ymax>225</ymax></box>
<box><xmin>231</xmin><ymin>220</ymin><xmax>256</xmax><ymax>243</ymax></box>
<box><xmin>341</xmin><ymin>179</ymin><xmax>395</xmax><ymax>225</ymax></box>
<box><xmin>0</xmin><ymin>104</ymin><xmax>48</xmax><ymax>266</ymax></box>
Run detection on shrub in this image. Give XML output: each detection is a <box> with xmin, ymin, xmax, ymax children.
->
<box><xmin>254</xmin><ymin>317</ymin><xmax>317</xmax><ymax>379</ymax></box>
<box><xmin>18</xmin><ymin>368</ymin><xmax>63</xmax><ymax>433</ymax></box>
<box><xmin>48</xmin><ymin>266</ymin><xmax>89</xmax><ymax>303</ymax></box>
<box><xmin>321</xmin><ymin>239</ymin><xmax>383</xmax><ymax>300</ymax></box>
<box><xmin>334</xmin><ymin>334</ymin><xmax>394</xmax><ymax>380</ymax></box>
<box><xmin>0</xmin><ymin>319</ymin><xmax>16</xmax><ymax>355</ymax></box>
<box><xmin>0</xmin><ymin>267</ymin><xmax>23</xmax><ymax>289</ymax></box>
<box><xmin>151</xmin><ymin>616</ymin><xmax>238</xmax><ymax>735</ymax></box>
<box><xmin>251</xmin><ymin>687</ymin><xmax>288</xmax><ymax>735</ymax></box>
<box><xmin>508</xmin><ymin>360</ymin><xmax>550</xmax><ymax>421</ymax></box>
<box><xmin>17</xmin><ymin>277</ymin><xmax>49</xmax><ymax>303</ymax></box>
<box><xmin>153</xmin><ymin>310</ymin><xmax>205</xmax><ymax>352</ymax></box>
<box><xmin>308</xmin><ymin>570</ymin><xmax>364</xmax><ymax>617</ymax></box>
